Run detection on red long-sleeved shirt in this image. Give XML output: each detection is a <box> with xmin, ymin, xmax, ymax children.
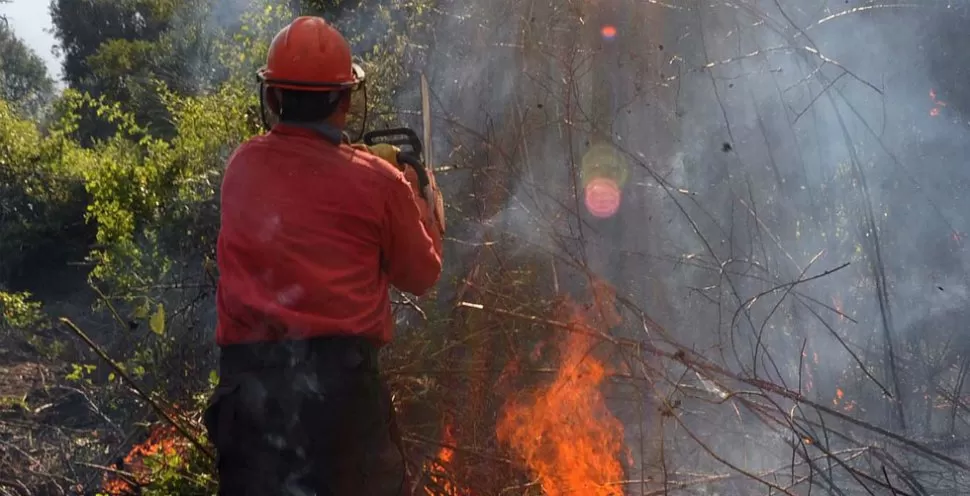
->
<box><xmin>214</xmin><ymin>123</ymin><xmax>443</xmax><ymax>346</ymax></box>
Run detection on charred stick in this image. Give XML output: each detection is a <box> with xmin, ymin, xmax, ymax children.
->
<box><xmin>59</xmin><ymin>318</ymin><xmax>214</xmax><ymax>460</ymax></box>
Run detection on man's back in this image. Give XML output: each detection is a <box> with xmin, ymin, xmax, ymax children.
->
<box><xmin>206</xmin><ymin>17</ymin><xmax>438</xmax><ymax>496</ymax></box>
<box><xmin>215</xmin><ymin>123</ymin><xmax>442</xmax><ymax>346</ymax></box>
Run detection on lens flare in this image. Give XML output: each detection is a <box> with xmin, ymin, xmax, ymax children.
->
<box><xmin>584</xmin><ymin>178</ymin><xmax>621</xmax><ymax>218</ymax></box>
<box><xmin>581</xmin><ymin>143</ymin><xmax>629</xmax><ymax>188</ymax></box>
<box><xmin>600</xmin><ymin>25</ymin><xmax>617</xmax><ymax>40</ymax></box>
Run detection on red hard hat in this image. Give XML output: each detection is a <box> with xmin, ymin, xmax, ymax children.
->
<box><xmin>257</xmin><ymin>16</ymin><xmax>365</xmax><ymax>91</ymax></box>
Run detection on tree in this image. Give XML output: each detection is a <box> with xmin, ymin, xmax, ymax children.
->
<box><xmin>0</xmin><ymin>22</ymin><xmax>55</xmax><ymax>119</ymax></box>
<box><xmin>0</xmin><ymin>97</ymin><xmax>90</xmax><ymax>288</ymax></box>
<box><xmin>49</xmin><ymin>0</ymin><xmax>217</xmax><ymax>142</ymax></box>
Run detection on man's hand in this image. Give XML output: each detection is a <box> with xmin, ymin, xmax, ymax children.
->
<box><xmin>367</xmin><ymin>143</ymin><xmax>405</xmax><ymax>172</ymax></box>
<box><xmin>359</xmin><ymin>143</ymin><xmax>442</xmax><ymax>233</ymax></box>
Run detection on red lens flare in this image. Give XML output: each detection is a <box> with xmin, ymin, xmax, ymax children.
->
<box><xmin>584</xmin><ymin>178</ymin><xmax>621</xmax><ymax>218</ymax></box>
<box><xmin>600</xmin><ymin>25</ymin><xmax>617</xmax><ymax>40</ymax></box>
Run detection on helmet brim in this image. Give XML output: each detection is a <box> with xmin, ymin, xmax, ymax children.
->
<box><xmin>257</xmin><ymin>62</ymin><xmax>366</xmax><ymax>92</ymax></box>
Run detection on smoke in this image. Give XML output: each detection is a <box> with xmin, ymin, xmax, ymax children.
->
<box><xmin>610</xmin><ymin>0</ymin><xmax>970</xmax><ymax>488</ymax></box>
<box><xmin>414</xmin><ymin>0</ymin><xmax>970</xmax><ymax>492</ymax></box>
<box><xmin>146</xmin><ymin>0</ymin><xmax>970</xmax><ymax>491</ymax></box>
<box><xmin>655</xmin><ymin>1</ymin><xmax>970</xmax><ymax>491</ymax></box>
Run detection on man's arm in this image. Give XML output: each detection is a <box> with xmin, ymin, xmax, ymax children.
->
<box><xmin>381</xmin><ymin>168</ymin><xmax>443</xmax><ymax>296</ymax></box>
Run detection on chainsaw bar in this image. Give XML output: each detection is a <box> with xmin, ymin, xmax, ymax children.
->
<box><xmin>420</xmin><ymin>73</ymin><xmax>446</xmax><ymax>233</ymax></box>
<box><xmin>359</xmin><ymin>73</ymin><xmax>445</xmax><ymax>234</ymax></box>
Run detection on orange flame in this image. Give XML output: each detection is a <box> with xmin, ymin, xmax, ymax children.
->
<box><xmin>496</xmin><ymin>286</ymin><xmax>626</xmax><ymax>496</ymax></box>
<box><xmin>423</xmin><ymin>418</ymin><xmax>472</xmax><ymax>496</ymax></box>
<box><xmin>101</xmin><ymin>424</ymin><xmax>190</xmax><ymax>495</ymax></box>
<box><xmin>831</xmin><ymin>387</ymin><xmax>857</xmax><ymax>412</ymax></box>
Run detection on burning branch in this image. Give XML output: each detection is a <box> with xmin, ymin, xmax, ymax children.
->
<box><xmin>496</xmin><ymin>319</ymin><xmax>627</xmax><ymax>496</ymax></box>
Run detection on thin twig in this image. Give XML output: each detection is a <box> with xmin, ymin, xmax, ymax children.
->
<box><xmin>59</xmin><ymin>318</ymin><xmax>214</xmax><ymax>461</ymax></box>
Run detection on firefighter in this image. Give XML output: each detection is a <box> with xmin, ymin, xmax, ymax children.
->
<box><xmin>203</xmin><ymin>16</ymin><xmax>444</xmax><ymax>496</ymax></box>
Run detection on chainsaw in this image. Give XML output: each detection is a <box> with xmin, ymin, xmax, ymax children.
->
<box><xmin>360</xmin><ymin>74</ymin><xmax>446</xmax><ymax>233</ymax></box>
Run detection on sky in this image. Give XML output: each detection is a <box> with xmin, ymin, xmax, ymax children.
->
<box><xmin>2</xmin><ymin>0</ymin><xmax>63</xmax><ymax>81</ymax></box>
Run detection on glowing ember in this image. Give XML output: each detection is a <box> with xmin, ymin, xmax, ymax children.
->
<box><xmin>601</xmin><ymin>25</ymin><xmax>617</xmax><ymax>40</ymax></box>
<box><xmin>423</xmin><ymin>418</ymin><xmax>472</xmax><ymax>496</ymax></box>
<box><xmin>929</xmin><ymin>88</ymin><xmax>946</xmax><ymax>116</ymax></box>
<box><xmin>832</xmin><ymin>295</ymin><xmax>845</xmax><ymax>322</ymax></box>
<box><xmin>585</xmin><ymin>177</ymin><xmax>622</xmax><ymax>218</ymax></box>
<box><xmin>496</xmin><ymin>283</ymin><xmax>626</xmax><ymax>496</ymax></box>
<box><xmin>832</xmin><ymin>387</ymin><xmax>857</xmax><ymax>412</ymax></box>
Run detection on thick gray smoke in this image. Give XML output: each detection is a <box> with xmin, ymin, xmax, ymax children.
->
<box><xmin>416</xmin><ymin>0</ymin><xmax>970</xmax><ymax>493</ymax></box>
<box><xmin>659</xmin><ymin>2</ymin><xmax>970</xmax><ymax>493</ymax></box>
<box><xmin>152</xmin><ymin>0</ymin><xmax>970</xmax><ymax>492</ymax></box>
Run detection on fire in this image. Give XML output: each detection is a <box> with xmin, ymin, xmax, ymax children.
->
<box><xmin>496</xmin><ymin>284</ymin><xmax>627</xmax><ymax>496</ymax></box>
<box><xmin>101</xmin><ymin>424</ymin><xmax>190</xmax><ymax>495</ymax></box>
<box><xmin>424</xmin><ymin>417</ymin><xmax>472</xmax><ymax>496</ymax></box>
<box><xmin>831</xmin><ymin>387</ymin><xmax>857</xmax><ymax>412</ymax></box>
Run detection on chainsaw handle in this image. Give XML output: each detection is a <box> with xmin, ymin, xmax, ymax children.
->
<box><xmin>362</xmin><ymin>128</ymin><xmax>423</xmax><ymax>157</ymax></box>
<box><xmin>398</xmin><ymin>152</ymin><xmax>430</xmax><ymax>192</ymax></box>
<box><xmin>361</xmin><ymin>127</ymin><xmax>431</xmax><ymax>199</ymax></box>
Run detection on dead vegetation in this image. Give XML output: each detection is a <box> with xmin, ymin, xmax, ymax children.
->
<box><xmin>3</xmin><ymin>0</ymin><xmax>970</xmax><ymax>495</ymax></box>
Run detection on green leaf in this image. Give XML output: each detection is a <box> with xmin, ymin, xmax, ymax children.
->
<box><xmin>149</xmin><ymin>303</ymin><xmax>165</xmax><ymax>335</ymax></box>
<box><xmin>132</xmin><ymin>299</ymin><xmax>150</xmax><ymax>320</ymax></box>
<box><xmin>66</xmin><ymin>364</ymin><xmax>83</xmax><ymax>381</ymax></box>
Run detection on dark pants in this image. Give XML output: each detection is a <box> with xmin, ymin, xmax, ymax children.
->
<box><xmin>203</xmin><ymin>336</ymin><xmax>411</xmax><ymax>496</ymax></box>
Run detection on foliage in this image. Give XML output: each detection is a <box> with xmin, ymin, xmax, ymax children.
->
<box><xmin>2</xmin><ymin>0</ymin><xmax>438</xmax><ymax>490</ymax></box>
<box><xmin>98</xmin><ymin>424</ymin><xmax>214</xmax><ymax>495</ymax></box>
<box><xmin>0</xmin><ymin>290</ymin><xmax>44</xmax><ymax>330</ymax></box>
<box><xmin>0</xmin><ymin>98</ymin><xmax>92</xmax><ymax>285</ymax></box>
<box><xmin>50</xmin><ymin>0</ymin><xmax>219</xmax><ymax>142</ymax></box>
<box><xmin>78</xmin><ymin>5</ymin><xmax>277</xmax><ymax>294</ymax></box>
<box><xmin>78</xmin><ymin>0</ymin><xmax>433</xmax><ymax>294</ymax></box>
<box><xmin>0</xmin><ymin>289</ymin><xmax>66</xmax><ymax>358</ymax></box>
<box><xmin>0</xmin><ymin>22</ymin><xmax>55</xmax><ymax>119</ymax></box>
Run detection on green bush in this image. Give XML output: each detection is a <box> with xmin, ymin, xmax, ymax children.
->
<box><xmin>0</xmin><ymin>99</ymin><xmax>93</xmax><ymax>284</ymax></box>
<box><xmin>0</xmin><ymin>290</ymin><xmax>44</xmax><ymax>330</ymax></box>
<box><xmin>2</xmin><ymin>0</ymin><xmax>438</xmax><ymax>490</ymax></box>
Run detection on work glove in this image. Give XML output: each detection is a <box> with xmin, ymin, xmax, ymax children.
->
<box><xmin>361</xmin><ymin>143</ymin><xmax>445</xmax><ymax>235</ymax></box>
<box><xmin>366</xmin><ymin>143</ymin><xmax>403</xmax><ymax>171</ymax></box>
